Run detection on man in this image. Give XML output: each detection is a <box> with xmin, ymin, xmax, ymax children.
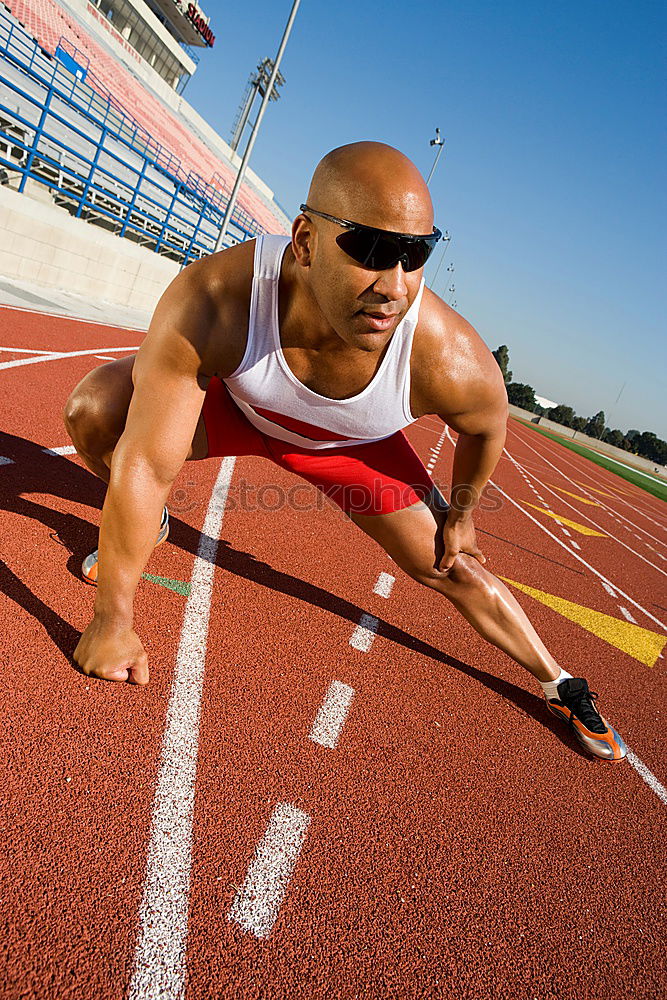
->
<box><xmin>64</xmin><ymin>141</ymin><xmax>626</xmax><ymax>761</ymax></box>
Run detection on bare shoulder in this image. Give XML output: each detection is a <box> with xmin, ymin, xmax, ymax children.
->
<box><xmin>140</xmin><ymin>239</ymin><xmax>256</xmax><ymax>380</ymax></box>
<box><xmin>411</xmin><ymin>286</ymin><xmax>507</xmax><ymax>427</ymax></box>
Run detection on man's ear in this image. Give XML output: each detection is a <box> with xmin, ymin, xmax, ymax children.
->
<box><xmin>292</xmin><ymin>214</ymin><xmax>314</xmax><ymax>267</ymax></box>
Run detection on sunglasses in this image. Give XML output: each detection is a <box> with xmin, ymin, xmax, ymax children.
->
<box><xmin>300</xmin><ymin>204</ymin><xmax>441</xmax><ymax>273</ymax></box>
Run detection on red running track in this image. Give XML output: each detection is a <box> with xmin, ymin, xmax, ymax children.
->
<box><xmin>1</xmin><ymin>306</ymin><xmax>666</xmax><ymax>1000</ymax></box>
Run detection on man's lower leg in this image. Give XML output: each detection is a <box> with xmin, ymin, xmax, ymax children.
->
<box><xmin>438</xmin><ymin>566</ymin><xmax>563</xmax><ymax>682</ymax></box>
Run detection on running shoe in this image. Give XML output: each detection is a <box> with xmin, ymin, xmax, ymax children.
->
<box><xmin>81</xmin><ymin>506</ymin><xmax>169</xmax><ymax>585</ymax></box>
<box><xmin>545</xmin><ymin>677</ymin><xmax>627</xmax><ymax>761</ymax></box>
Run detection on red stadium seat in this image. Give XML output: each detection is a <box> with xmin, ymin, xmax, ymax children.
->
<box><xmin>5</xmin><ymin>0</ymin><xmax>289</xmax><ymax>237</ymax></box>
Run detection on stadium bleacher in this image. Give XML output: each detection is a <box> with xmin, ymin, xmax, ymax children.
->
<box><xmin>3</xmin><ymin>0</ymin><xmax>289</xmax><ymax>237</ymax></box>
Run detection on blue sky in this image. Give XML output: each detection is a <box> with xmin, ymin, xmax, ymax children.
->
<box><xmin>185</xmin><ymin>0</ymin><xmax>666</xmax><ymax>438</ymax></box>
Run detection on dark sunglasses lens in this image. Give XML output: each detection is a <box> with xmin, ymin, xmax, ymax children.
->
<box><xmin>337</xmin><ymin>230</ymin><xmax>437</xmax><ymax>272</ymax></box>
<box><xmin>404</xmin><ymin>239</ymin><xmax>437</xmax><ymax>271</ymax></box>
<box><xmin>336</xmin><ymin>229</ymin><xmax>382</xmax><ymax>267</ymax></box>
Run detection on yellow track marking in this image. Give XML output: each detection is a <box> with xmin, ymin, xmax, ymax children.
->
<box><xmin>547</xmin><ymin>485</ymin><xmax>601</xmax><ymax>506</ymax></box>
<box><xmin>573</xmin><ymin>480</ymin><xmax>622</xmax><ymax>498</ymax></box>
<box><xmin>522</xmin><ymin>501</ymin><xmax>608</xmax><ymax>536</ymax></box>
<box><xmin>500</xmin><ymin>577</ymin><xmax>667</xmax><ymax>667</ymax></box>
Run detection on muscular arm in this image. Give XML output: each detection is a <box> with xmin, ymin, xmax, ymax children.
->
<box><xmin>416</xmin><ymin>295</ymin><xmax>508</xmax><ymax>571</ymax></box>
<box><xmin>445</xmin><ymin>380</ymin><xmax>508</xmax><ymax>517</ymax></box>
<box><xmin>95</xmin><ymin>279</ymin><xmax>214</xmax><ymax>620</ymax></box>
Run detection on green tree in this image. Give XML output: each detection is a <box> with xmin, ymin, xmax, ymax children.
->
<box><xmin>492</xmin><ymin>345</ymin><xmax>512</xmax><ymax>384</ymax></box>
<box><xmin>584</xmin><ymin>411</ymin><xmax>606</xmax><ymax>439</ymax></box>
<box><xmin>603</xmin><ymin>429</ymin><xmax>627</xmax><ymax>449</ymax></box>
<box><xmin>572</xmin><ymin>416</ymin><xmax>587</xmax><ymax>432</ymax></box>
<box><xmin>636</xmin><ymin>432</ymin><xmax>667</xmax><ymax>465</ymax></box>
<box><xmin>548</xmin><ymin>404</ymin><xmax>575</xmax><ymax>427</ymax></box>
<box><xmin>506</xmin><ymin>382</ymin><xmax>536</xmax><ymax>411</ymax></box>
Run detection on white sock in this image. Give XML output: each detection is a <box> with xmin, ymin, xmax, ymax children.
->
<box><xmin>539</xmin><ymin>667</ymin><xmax>573</xmax><ymax>701</ymax></box>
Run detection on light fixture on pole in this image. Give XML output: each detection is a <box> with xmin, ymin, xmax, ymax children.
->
<box><xmin>426</xmin><ymin>127</ymin><xmax>445</xmax><ymax>187</ymax></box>
<box><xmin>214</xmin><ymin>0</ymin><xmax>301</xmax><ymax>253</ymax></box>
<box><xmin>429</xmin><ymin>229</ymin><xmax>451</xmax><ymax>290</ymax></box>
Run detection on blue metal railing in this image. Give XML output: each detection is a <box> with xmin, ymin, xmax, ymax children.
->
<box><xmin>0</xmin><ymin>7</ymin><xmax>266</xmax><ymax>262</ymax></box>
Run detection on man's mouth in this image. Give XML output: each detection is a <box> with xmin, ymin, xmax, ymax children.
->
<box><xmin>359</xmin><ymin>310</ymin><xmax>400</xmax><ymax>331</ymax></box>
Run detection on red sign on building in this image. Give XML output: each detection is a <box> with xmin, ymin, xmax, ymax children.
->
<box><xmin>186</xmin><ymin>3</ymin><xmax>215</xmax><ymax>47</ymax></box>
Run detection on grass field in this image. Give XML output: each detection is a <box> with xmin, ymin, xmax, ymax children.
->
<box><xmin>513</xmin><ymin>419</ymin><xmax>667</xmax><ymax>503</ymax></box>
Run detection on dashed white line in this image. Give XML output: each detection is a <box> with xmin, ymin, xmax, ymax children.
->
<box><xmin>373</xmin><ymin>571</ymin><xmax>395</xmax><ymax>598</ymax></box>
<box><xmin>506</xmin><ymin>449</ymin><xmax>667</xmax><ymax>578</ymax></box>
<box><xmin>127</xmin><ymin>457</ymin><xmax>236</xmax><ymax>1000</ymax></box>
<box><xmin>444</xmin><ymin>426</ymin><xmax>666</xmax><ymax>629</ymax></box>
<box><xmin>42</xmin><ymin>445</ymin><xmax>77</xmax><ymax>456</ymax></box>
<box><xmin>350</xmin><ymin>612</ymin><xmax>379</xmax><ymax>652</ymax></box>
<box><xmin>507</xmin><ymin>424</ymin><xmax>667</xmax><ymax>542</ymax></box>
<box><xmin>94</xmin><ymin>355</ymin><xmax>117</xmax><ymax>361</ymax></box>
<box><xmin>569</xmin><ymin>540</ymin><xmax>581</xmax><ymax>550</ymax></box>
<box><xmin>618</xmin><ymin>606</ymin><xmax>638</xmax><ymax>624</ymax></box>
<box><xmin>601</xmin><ymin>580</ymin><xmax>618</xmax><ymax>598</ymax></box>
<box><xmin>228</xmin><ymin>803</ymin><xmax>311</xmax><ymax>939</ymax></box>
<box><xmin>309</xmin><ymin>680</ymin><xmax>355</xmax><ymax>749</ymax></box>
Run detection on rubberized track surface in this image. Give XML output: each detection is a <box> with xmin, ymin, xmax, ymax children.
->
<box><xmin>1</xmin><ymin>306</ymin><xmax>666</xmax><ymax>999</ymax></box>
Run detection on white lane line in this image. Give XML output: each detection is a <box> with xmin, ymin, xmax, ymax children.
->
<box><xmin>350</xmin><ymin>612</ymin><xmax>379</xmax><ymax>652</ymax></box>
<box><xmin>0</xmin><ymin>345</ymin><xmax>140</xmax><ymax>371</ymax></box>
<box><xmin>618</xmin><ymin>606</ymin><xmax>638</xmax><ymax>624</ymax></box>
<box><xmin>627</xmin><ymin>752</ymin><xmax>667</xmax><ymax>806</ymax></box>
<box><xmin>601</xmin><ymin>580</ymin><xmax>618</xmax><ymax>597</ymax></box>
<box><xmin>0</xmin><ymin>345</ymin><xmax>60</xmax><ymax>354</ymax></box>
<box><xmin>127</xmin><ymin>457</ymin><xmax>236</xmax><ymax>1000</ymax></box>
<box><xmin>0</xmin><ymin>301</ymin><xmax>147</xmax><ymax>331</ymax></box>
<box><xmin>507</xmin><ymin>423</ymin><xmax>667</xmax><ymax>541</ymax></box>
<box><xmin>94</xmin><ymin>355</ymin><xmax>117</xmax><ymax>361</ymax></box>
<box><xmin>505</xmin><ymin>448</ymin><xmax>667</xmax><ymax>578</ymax></box>
<box><xmin>229</xmin><ymin>803</ymin><xmax>311</xmax><ymax>939</ymax></box>
<box><xmin>442</xmin><ymin>426</ymin><xmax>666</xmax><ymax>632</ymax></box>
<box><xmin>569</xmin><ymin>540</ymin><xmax>581</xmax><ymax>550</ymax></box>
<box><xmin>309</xmin><ymin>680</ymin><xmax>355</xmax><ymax>749</ymax></box>
<box><xmin>373</xmin><ymin>571</ymin><xmax>395</xmax><ymax>598</ymax></box>
<box><xmin>43</xmin><ymin>445</ymin><xmax>77</xmax><ymax>456</ymax></box>
<box><xmin>0</xmin><ymin>456</ymin><xmax>14</xmax><ymax>465</ymax></box>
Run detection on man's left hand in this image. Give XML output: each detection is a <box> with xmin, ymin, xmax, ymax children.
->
<box><xmin>438</xmin><ymin>510</ymin><xmax>486</xmax><ymax>574</ymax></box>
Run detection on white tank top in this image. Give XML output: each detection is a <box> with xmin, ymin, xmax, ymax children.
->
<box><xmin>223</xmin><ymin>234</ymin><xmax>424</xmax><ymax>450</ymax></box>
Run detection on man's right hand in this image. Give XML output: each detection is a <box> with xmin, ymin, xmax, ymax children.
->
<box><xmin>74</xmin><ymin>616</ymin><xmax>149</xmax><ymax>685</ymax></box>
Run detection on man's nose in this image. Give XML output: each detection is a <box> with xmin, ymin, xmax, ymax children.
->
<box><xmin>373</xmin><ymin>261</ymin><xmax>408</xmax><ymax>302</ymax></box>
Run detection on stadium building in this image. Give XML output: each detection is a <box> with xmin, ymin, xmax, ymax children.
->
<box><xmin>0</xmin><ymin>0</ymin><xmax>290</xmax><ymax>310</ymax></box>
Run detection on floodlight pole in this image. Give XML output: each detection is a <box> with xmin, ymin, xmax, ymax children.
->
<box><xmin>426</xmin><ymin>127</ymin><xmax>445</xmax><ymax>187</ymax></box>
<box><xmin>214</xmin><ymin>0</ymin><xmax>301</xmax><ymax>253</ymax></box>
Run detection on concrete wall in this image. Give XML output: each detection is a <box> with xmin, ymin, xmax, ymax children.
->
<box><xmin>508</xmin><ymin>404</ymin><xmax>667</xmax><ymax>480</ymax></box>
<box><xmin>0</xmin><ymin>183</ymin><xmax>179</xmax><ymax>313</ymax></box>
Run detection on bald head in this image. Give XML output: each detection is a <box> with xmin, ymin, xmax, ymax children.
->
<box><xmin>305</xmin><ymin>141</ymin><xmax>433</xmax><ymax>235</ymax></box>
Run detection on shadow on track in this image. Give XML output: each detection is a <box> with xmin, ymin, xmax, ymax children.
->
<box><xmin>0</xmin><ymin>430</ymin><xmax>590</xmax><ymax>757</ymax></box>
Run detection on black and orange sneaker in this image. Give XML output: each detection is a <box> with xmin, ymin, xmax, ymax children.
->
<box><xmin>81</xmin><ymin>506</ymin><xmax>169</xmax><ymax>585</ymax></box>
<box><xmin>545</xmin><ymin>677</ymin><xmax>627</xmax><ymax>761</ymax></box>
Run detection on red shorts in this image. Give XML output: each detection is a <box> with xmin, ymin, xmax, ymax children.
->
<box><xmin>202</xmin><ymin>377</ymin><xmax>438</xmax><ymax>516</ymax></box>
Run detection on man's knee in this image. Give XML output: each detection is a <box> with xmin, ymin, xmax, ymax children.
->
<box><xmin>407</xmin><ymin>551</ymin><xmax>490</xmax><ymax>594</ymax></box>
<box><xmin>63</xmin><ymin>362</ymin><xmax>133</xmax><ymax>453</ymax></box>
<box><xmin>64</xmin><ymin>383</ymin><xmax>108</xmax><ymax>450</ymax></box>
